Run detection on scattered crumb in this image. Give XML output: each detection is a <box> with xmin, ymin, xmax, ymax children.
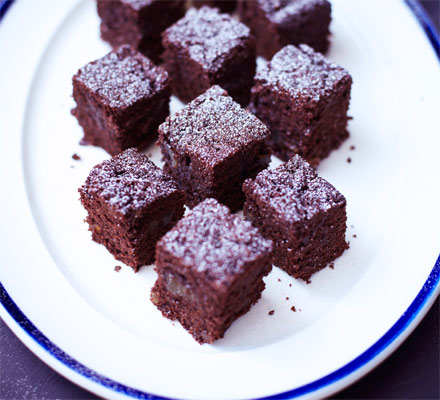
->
<box><xmin>352</xmin><ymin>234</ymin><xmax>357</xmax><ymax>238</ymax></box>
<box><xmin>350</xmin><ymin>145</ymin><xmax>355</xmax><ymax>150</ymax></box>
<box><xmin>289</xmin><ymin>283</ymin><xmax>292</xmax><ymax>287</ymax></box>
<box><xmin>306</xmin><ymin>279</ymin><xmax>311</xmax><ymax>285</ymax></box>
<box><xmin>277</xmin><ymin>278</ymin><xmax>281</xmax><ymax>282</ymax></box>
<box><xmin>291</xmin><ymin>306</ymin><xmax>296</xmax><ymax>312</ymax></box>
<box><xmin>329</xmin><ymin>263</ymin><xmax>335</xmax><ymax>270</ymax></box>
<box><xmin>298</xmin><ymin>308</ymin><xmax>302</xmax><ymax>312</ymax></box>
<box><xmin>268</xmin><ymin>310</ymin><xmax>275</xmax><ymax>316</ymax></box>
<box><xmin>72</xmin><ymin>153</ymin><xmax>81</xmax><ymax>160</ymax></box>
<box><xmin>286</xmin><ymin>297</ymin><xmax>289</xmax><ymax>300</ymax></box>
<box><xmin>114</xmin><ymin>265</ymin><xmax>121</xmax><ymax>272</ymax></box>
<box><xmin>347</xmin><ymin>157</ymin><xmax>352</xmax><ymax>163</ymax></box>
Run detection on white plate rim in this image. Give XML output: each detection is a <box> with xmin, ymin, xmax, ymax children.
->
<box><xmin>0</xmin><ymin>0</ymin><xmax>439</xmax><ymax>399</ymax></box>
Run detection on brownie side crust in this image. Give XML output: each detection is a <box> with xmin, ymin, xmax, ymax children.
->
<box><xmin>151</xmin><ymin>198</ymin><xmax>273</xmax><ymax>343</ymax></box>
<box><xmin>72</xmin><ymin>45</ymin><xmax>170</xmax><ymax>156</ymax></box>
<box><xmin>251</xmin><ymin>44</ymin><xmax>352</xmax><ymax>165</ymax></box>
<box><xmin>243</xmin><ymin>155</ymin><xmax>348</xmax><ymax>280</ymax></box>
<box><xmin>79</xmin><ymin>148</ymin><xmax>184</xmax><ymax>270</ymax></box>
<box><xmin>158</xmin><ymin>85</ymin><xmax>271</xmax><ymax>211</ymax></box>
<box><xmin>162</xmin><ymin>6</ymin><xmax>256</xmax><ymax>106</ymax></box>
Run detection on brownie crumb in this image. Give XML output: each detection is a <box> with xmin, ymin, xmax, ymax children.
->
<box><xmin>291</xmin><ymin>306</ymin><xmax>296</xmax><ymax>312</ymax></box>
<box><xmin>329</xmin><ymin>263</ymin><xmax>334</xmax><ymax>269</ymax></box>
<box><xmin>353</xmin><ymin>234</ymin><xmax>357</xmax><ymax>238</ymax></box>
<box><xmin>306</xmin><ymin>279</ymin><xmax>311</xmax><ymax>285</ymax></box>
<box><xmin>114</xmin><ymin>265</ymin><xmax>121</xmax><ymax>272</ymax></box>
<box><xmin>349</xmin><ymin>145</ymin><xmax>355</xmax><ymax>150</ymax></box>
<box><xmin>268</xmin><ymin>310</ymin><xmax>275</xmax><ymax>316</ymax></box>
<box><xmin>286</xmin><ymin>297</ymin><xmax>289</xmax><ymax>300</ymax></box>
<box><xmin>289</xmin><ymin>283</ymin><xmax>292</xmax><ymax>287</ymax></box>
<box><xmin>277</xmin><ymin>278</ymin><xmax>281</xmax><ymax>282</ymax></box>
<box><xmin>72</xmin><ymin>153</ymin><xmax>81</xmax><ymax>160</ymax></box>
<box><xmin>347</xmin><ymin>157</ymin><xmax>352</xmax><ymax>163</ymax></box>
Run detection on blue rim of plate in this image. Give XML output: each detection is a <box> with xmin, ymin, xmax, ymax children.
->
<box><xmin>0</xmin><ymin>0</ymin><xmax>14</xmax><ymax>21</ymax></box>
<box><xmin>0</xmin><ymin>1</ymin><xmax>439</xmax><ymax>399</ymax></box>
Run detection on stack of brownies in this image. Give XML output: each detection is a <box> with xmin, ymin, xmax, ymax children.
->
<box><xmin>73</xmin><ymin>0</ymin><xmax>352</xmax><ymax>344</ymax></box>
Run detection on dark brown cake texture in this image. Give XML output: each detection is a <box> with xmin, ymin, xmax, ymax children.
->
<box><xmin>161</xmin><ymin>6</ymin><xmax>256</xmax><ymax>106</ymax></box>
<box><xmin>250</xmin><ymin>44</ymin><xmax>352</xmax><ymax>166</ymax></box>
<box><xmin>79</xmin><ymin>148</ymin><xmax>185</xmax><ymax>271</ymax></box>
<box><xmin>243</xmin><ymin>154</ymin><xmax>348</xmax><ymax>281</ymax></box>
<box><xmin>96</xmin><ymin>0</ymin><xmax>185</xmax><ymax>64</ymax></box>
<box><xmin>72</xmin><ymin>45</ymin><xmax>170</xmax><ymax>156</ymax></box>
<box><xmin>192</xmin><ymin>0</ymin><xmax>237</xmax><ymax>13</ymax></box>
<box><xmin>237</xmin><ymin>0</ymin><xmax>331</xmax><ymax>59</ymax></box>
<box><xmin>158</xmin><ymin>85</ymin><xmax>271</xmax><ymax>212</ymax></box>
<box><xmin>151</xmin><ymin>198</ymin><xmax>273</xmax><ymax>344</ymax></box>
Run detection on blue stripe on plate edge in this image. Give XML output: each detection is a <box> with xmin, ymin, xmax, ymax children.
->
<box><xmin>0</xmin><ymin>0</ymin><xmax>439</xmax><ymax>399</ymax></box>
<box><xmin>0</xmin><ymin>0</ymin><xmax>14</xmax><ymax>22</ymax></box>
<box><xmin>1</xmin><ymin>255</ymin><xmax>439</xmax><ymax>400</ymax></box>
<box><xmin>406</xmin><ymin>0</ymin><xmax>440</xmax><ymax>59</ymax></box>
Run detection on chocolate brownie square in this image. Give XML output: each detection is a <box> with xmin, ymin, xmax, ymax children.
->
<box><xmin>151</xmin><ymin>198</ymin><xmax>273</xmax><ymax>344</ymax></box>
<box><xmin>250</xmin><ymin>44</ymin><xmax>352</xmax><ymax>165</ymax></box>
<box><xmin>97</xmin><ymin>0</ymin><xmax>185</xmax><ymax>64</ymax></box>
<box><xmin>79</xmin><ymin>148</ymin><xmax>185</xmax><ymax>270</ymax></box>
<box><xmin>243</xmin><ymin>155</ymin><xmax>348</xmax><ymax>280</ymax></box>
<box><xmin>158</xmin><ymin>85</ymin><xmax>271</xmax><ymax>212</ymax></box>
<box><xmin>72</xmin><ymin>45</ymin><xmax>170</xmax><ymax>156</ymax></box>
<box><xmin>162</xmin><ymin>6</ymin><xmax>256</xmax><ymax>106</ymax></box>
<box><xmin>238</xmin><ymin>0</ymin><xmax>331</xmax><ymax>59</ymax></box>
<box><xmin>192</xmin><ymin>0</ymin><xmax>236</xmax><ymax>13</ymax></box>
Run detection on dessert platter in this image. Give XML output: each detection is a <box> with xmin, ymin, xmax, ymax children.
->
<box><xmin>0</xmin><ymin>0</ymin><xmax>439</xmax><ymax>399</ymax></box>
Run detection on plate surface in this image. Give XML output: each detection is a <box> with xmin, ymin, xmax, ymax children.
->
<box><xmin>0</xmin><ymin>0</ymin><xmax>439</xmax><ymax>399</ymax></box>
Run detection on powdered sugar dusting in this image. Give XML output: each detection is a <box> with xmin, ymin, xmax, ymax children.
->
<box><xmin>80</xmin><ymin>148</ymin><xmax>179</xmax><ymax>215</ymax></box>
<box><xmin>159</xmin><ymin>85</ymin><xmax>269</xmax><ymax>166</ymax></box>
<box><xmin>257</xmin><ymin>44</ymin><xmax>350</xmax><ymax>102</ymax></box>
<box><xmin>120</xmin><ymin>0</ymin><xmax>154</xmax><ymax>11</ymax></box>
<box><xmin>74</xmin><ymin>45</ymin><xmax>168</xmax><ymax>109</ymax></box>
<box><xmin>244</xmin><ymin>154</ymin><xmax>346</xmax><ymax>221</ymax></box>
<box><xmin>258</xmin><ymin>0</ymin><xmax>329</xmax><ymax>25</ymax></box>
<box><xmin>158</xmin><ymin>199</ymin><xmax>272</xmax><ymax>284</ymax></box>
<box><xmin>165</xmin><ymin>6</ymin><xmax>252</xmax><ymax>71</ymax></box>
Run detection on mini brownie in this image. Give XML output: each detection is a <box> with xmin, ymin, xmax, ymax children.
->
<box><xmin>243</xmin><ymin>155</ymin><xmax>348</xmax><ymax>281</ymax></box>
<box><xmin>79</xmin><ymin>148</ymin><xmax>185</xmax><ymax>271</ymax></box>
<box><xmin>162</xmin><ymin>6</ymin><xmax>256</xmax><ymax>106</ymax></box>
<box><xmin>97</xmin><ymin>0</ymin><xmax>185</xmax><ymax>64</ymax></box>
<box><xmin>192</xmin><ymin>0</ymin><xmax>236</xmax><ymax>13</ymax></box>
<box><xmin>238</xmin><ymin>0</ymin><xmax>331</xmax><ymax>59</ymax></box>
<box><xmin>250</xmin><ymin>44</ymin><xmax>352</xmax><ymax>165</ymax></box>
<box><xmin>72</xmin><ymin>45</ymin><xmax>170</xmax><ymax>156</ymax></box>
<box><xmin>158</xmin><ymin>85</ymin><xmax>271</xmax><ymax>212</ymax></box>
<box><xmin>151</xmin><ymin>198</ymin><xmax>273</xmax><ymax>344</ymax></box>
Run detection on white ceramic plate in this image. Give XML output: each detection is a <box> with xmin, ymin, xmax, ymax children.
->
<box><xmin>1</xmin><ymin>0</ymin><xmax>439</xmax><ymax>399</ymax></box>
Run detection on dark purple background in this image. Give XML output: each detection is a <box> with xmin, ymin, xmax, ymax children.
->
<box><xmin>1</xmin><ymin>1</ymin><xmax>439</xmax><ymax>399</ymax></box>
